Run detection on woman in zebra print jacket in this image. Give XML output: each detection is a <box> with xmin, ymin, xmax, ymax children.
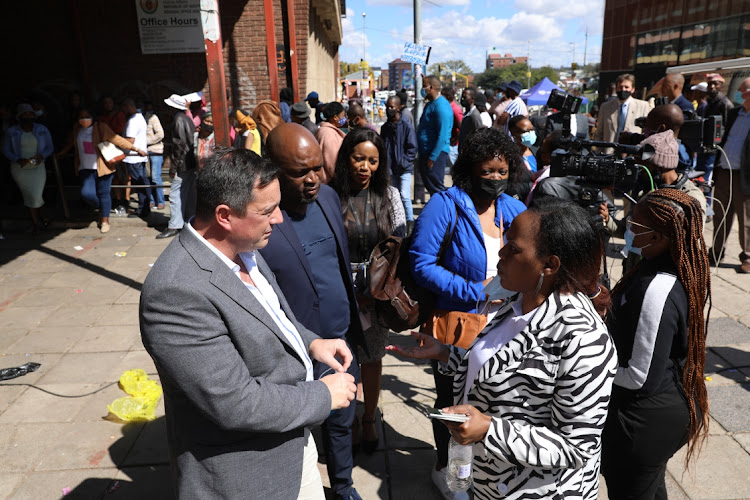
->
<box><xmin>389</xmin><ymin>198</ymin><xmax>618</xmax><ymax>499</ymax></box>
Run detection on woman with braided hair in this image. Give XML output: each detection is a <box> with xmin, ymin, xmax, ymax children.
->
<box><xmin>601</xmin><ymin>188</ymin><xmax>711</xmax><ymax>500</ymax></box>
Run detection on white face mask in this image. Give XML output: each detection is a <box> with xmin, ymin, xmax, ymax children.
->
<box><xmin>621</xmin><ymin>227</ymin><xmax>653</xmax><ymax>257</ymax></box>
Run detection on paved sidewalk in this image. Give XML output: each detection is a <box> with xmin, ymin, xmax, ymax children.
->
<box><xmin>0</xmin><ymin>213</ymin><xmax>749</xmax><ymax>499</ymax></box>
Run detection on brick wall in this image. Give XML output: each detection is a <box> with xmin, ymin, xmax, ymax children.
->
<box><xmin>3</xmin><ymin>0</ymin><xmax>336</xmax><ymax>134</ymax></box>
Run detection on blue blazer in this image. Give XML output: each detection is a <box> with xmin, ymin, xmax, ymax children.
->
<box><xmin>259</xmin><ymin>184</ymin><xmax>364</xmax><ymax>348</ymax></box>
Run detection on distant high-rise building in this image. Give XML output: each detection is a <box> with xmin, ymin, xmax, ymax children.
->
<box><xmin>388</xmin><ymin>58</ymin><xmax>415</xmax><ymax>90</ymax></box>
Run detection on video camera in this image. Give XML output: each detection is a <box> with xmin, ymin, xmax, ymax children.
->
<box><xmin>632</xmin><ymin>99</ymin><xmax>724</xmax><ymax>153</ymax></box>
<box><xmin>550</xmin><ymin>141</ymin><xmax>654</xmax><ymax>188</ymax></box>
<box><xmin>547</xmin><ymin>88</ymin><xmax>583</xmax><ymax>115</ymax></box>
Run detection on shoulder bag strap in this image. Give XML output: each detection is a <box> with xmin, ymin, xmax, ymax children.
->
<box><xmin>436</xmin><ymin>201</ymin><xmax>459</xmax><ymax>264</ymax></box>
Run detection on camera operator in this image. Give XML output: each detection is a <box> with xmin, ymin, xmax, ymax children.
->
<box><xmin>599</xmin><ymin>130</ymin><xmax>706</xmax><ymax>237</ymax></box>
<box><xmin>620</xmin><ymin>104</ymin><xmax>692</xmax><ymax>171</ymax></box>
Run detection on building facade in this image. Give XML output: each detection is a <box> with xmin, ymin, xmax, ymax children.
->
<box><xmin>3</xmin><ymin>0</ymin><xmax>344</xmax><ymax>142</ymax></box>
<box><xmin>486</xmin><ymin>53</ymin><xmax>528</xmax><ymax>70</ymax></box>
<box><xmin>388</xmin><ymin>59</ymin><xmax>414</xmax><ymax>91</ymax></box>
<box><xmin>600</xmin><ymin>0</ymin><xmax>750</xmax><ymax>97</ymax></box>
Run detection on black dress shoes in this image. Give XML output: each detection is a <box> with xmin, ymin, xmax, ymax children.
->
<box><xmin>156</xmin><ymin>228</ymin><xmax>180</xmax><ymax>239</ymax></box>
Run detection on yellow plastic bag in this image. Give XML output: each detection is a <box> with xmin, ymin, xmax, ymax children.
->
<box><xmin>106</xmin><ymin>369</ymin><xmax>162</xmax><ymax>422</ymax></box>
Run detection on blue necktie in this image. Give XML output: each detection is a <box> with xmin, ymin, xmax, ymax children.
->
<box><xmin>616</xmin><ymin>102</ymin><xmax>627</xmax><ymax>138</ymax></box>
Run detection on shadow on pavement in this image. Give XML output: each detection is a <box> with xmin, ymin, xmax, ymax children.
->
<box><xmin>36</xmin><ymin>245</ymin><xmax>143</xmax><ymax>291</ymax></box>
<box><xmin>62</xmin><ymin>417</ymin><xmax>172</xmax><ymax>500</ymax></box>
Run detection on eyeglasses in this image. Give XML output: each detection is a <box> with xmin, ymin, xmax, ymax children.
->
<box><xmin>625</xmin><ymin>216</ymin><xmax>654</xmax><ymax>233</ymax></box>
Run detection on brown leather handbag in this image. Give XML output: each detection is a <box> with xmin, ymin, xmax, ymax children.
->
<box><xmin>424</xmin><ymin>310</ymin><xmax>487</xmax><ymax>349</ymax></box>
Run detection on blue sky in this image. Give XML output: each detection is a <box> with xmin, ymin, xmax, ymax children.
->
<box><xmin>339</xmin><ymin>0</ymin><xmax>605</xmax><ymax>74</ymax></box>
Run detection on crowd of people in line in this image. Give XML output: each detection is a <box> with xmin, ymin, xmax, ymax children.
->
<box><xmin>136</xmin><ymin>67</ymin><xmax>748</xmax><ymax>500</ymax></box>
<box><xmin>4</xmin><ymin>68</ymin><xmax>748</xmax><ymax>499</ymax></box>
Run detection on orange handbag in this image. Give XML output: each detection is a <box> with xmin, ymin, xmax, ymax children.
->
<box><xmin>423</xmin><ymin>309</ymin><xmax>487</xmax><ymax>349</ymax></box>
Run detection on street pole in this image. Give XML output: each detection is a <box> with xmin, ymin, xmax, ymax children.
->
<box><xmin>527</xmin><ymin>40</ymin><xmax>531</xmax><ymax>89</ymax></box>
<box><xmin>414</xmin><ymin>0</ymin><xmax>423</xmax><ymax>125</ymax></box>
<box><xmin>583</xmin><ymin>27</ymin><xmax>588</xmax><ymax>68</ymax></box>
<box><xmin>200</xmin><ymin>0</ymin><xmax>230</xmax><ymax>147</ymax></box>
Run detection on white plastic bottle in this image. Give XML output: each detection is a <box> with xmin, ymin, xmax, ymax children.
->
<box><xmin>446</xmin><ymin>437</ymin><xmax>472</xmax><ymax>492</ymax></box>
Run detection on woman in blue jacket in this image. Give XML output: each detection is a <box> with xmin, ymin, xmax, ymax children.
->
<box><xmin>2</xmin><ymin>104</ymin><xmax>55</xmax><ymax>232</ymax></box>
<box><xmin>409</xmin><ymin>126</ymin><xmax>526</xmax><ymax>499</ymax></box>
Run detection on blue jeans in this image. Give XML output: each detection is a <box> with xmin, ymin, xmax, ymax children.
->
<box><xmin>126</xmin><ymin>162</ymin><xmax>150</xmax><ymax>213</ymax></box>
<box><xmin>80</xmin><ymin>170</ymin><xmax>114</xmax><ymax>216</ymax></box>
<box><xmin>418</xmin><ymin>151</ymin><xmax>450</xmax><ymax>194</ymax></box>
<box><xmin>148</xmin><ymin>155</ymin><xmax>165</xmax><ymax>206</ymax></box>
<box><xmin>697</xmin><ymin>152</ymin><xmax>716</xmax><ymax>205</ymax></box>
<box><xmin>167</xmin><ymin>169</ymin><xmax>197</xmax><ymax>230</ymax></box>
<box><xmin>449</xmin><ymin>144</ymin><xmax>459</xmax><ymax>165</ymax></box>
<box><xmin>391</xmin><ymin>172</ymin><xmax>414</xmax><ymax>221</ymax></box>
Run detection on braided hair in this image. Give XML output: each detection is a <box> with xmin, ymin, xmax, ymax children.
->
<box><xmin>612</xmin><ymin>188</ymin><xmax>711</xmax><ymax>468</ymax></box>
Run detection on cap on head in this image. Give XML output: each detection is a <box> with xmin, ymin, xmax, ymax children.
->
<box><xmin>164</xmin><ymin>94</ymin><xmax>188</xmax><ymax>110</ymax></box>
<box><xmin>16</xmin><ymin>103</ymin><xmax>34</xmax><ymax>119</ymax></box>
<box><xmin>691</xmin><ymin>82</ymin><xmax>708</xmax><ymax>92</ymax></box>
<box><xmin>474</xmin><ymin>92</ymin><xmax>487</xmax><ymax>107</ymax></box>
<box><xmin>706</xmin><ymin>73</ymin><xmax>725</xmax><ymax>83</ymax></box>
<box><xmin>506</xmin><ymin>80</ymin><xmax>523</xmax><ymax>95</ymax></box>
<box><xmin>305</xmin><ymin>91</ymin><xmax>319</xmax><ymax>101</ymax></box>
<box><xmin>290</xmin><ymin>102</ymin><xmax>311</xmax><ymax>119</ymax></box>
<box><xmin>640</xmin><ymin>130</ymin><xmax>679</xmax><ymax>170</ymax></box>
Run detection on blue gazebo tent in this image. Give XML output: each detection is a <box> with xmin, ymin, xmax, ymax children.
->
<box><xmin>520</xmin><ymin>77</ymin><xmax>588</xmax><ymax>107</ymax></box>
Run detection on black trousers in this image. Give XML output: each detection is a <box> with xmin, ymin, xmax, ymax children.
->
<box><xmin>601</xmin><ymin>383</ymin><xmax>691</xmax><ymax>500</ymax></box>
<box><xmin>430</xmin><ymin>359</ymin><xmax>454</xmax><ymax>467</ymax></box>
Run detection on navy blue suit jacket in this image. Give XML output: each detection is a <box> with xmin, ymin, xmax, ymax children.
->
<box><xmin>259</xmin><ymin>184</ymin><xmax>365</xmax><ymax>350</ymax></box>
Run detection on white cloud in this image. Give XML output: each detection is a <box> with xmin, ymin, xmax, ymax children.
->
<box><xmin>515</xmin><ymin>0</ymin><xmax>603</xmax><ymax>20</ymax></box>
<box><xmin>366</xmin><ymin>0</ymin><xmax>470</xmax><ymax>7</ymax></box>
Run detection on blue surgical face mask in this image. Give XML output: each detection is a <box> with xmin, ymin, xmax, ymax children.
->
<box><xmin>521</xmin><ymin>130</ymin><xmax>537</xmax><ymax>148</ymax></box>
<box><xmin>621</xmin><ymin>227</ymin><xmax>653</xmax><ymax>257</ymax></box>
<box><xmin>735</xmin><ymin>90</ymin><xmax>746</xmax><ymax>104</ymax></box>
<box><xmin>338</xmin><ymin>117</ymin><xmax>347</xmax><ymax>127</ymax></box>
<box><xmin>482</xmin><ymin>275</ymin><xmax>516</xmax><ymax>302</ymax></box>
<box><xmin>420</xmin><ymin>88</ymin><xmax>427</xmax><ymax>99</ymax></box>
<box><xmin>476</xmin><ymin>274</ymin><xmax>516</xmax><ymax>312</ymax></box>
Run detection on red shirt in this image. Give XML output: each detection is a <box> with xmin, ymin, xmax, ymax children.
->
<box><xmin>449</xmin><ymin>100</ymin><xmax>463</xmax><ymax>146</ymax></box>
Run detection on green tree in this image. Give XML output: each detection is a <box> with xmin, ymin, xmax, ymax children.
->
<box><xmin>427</xmin><ymin>59</ymin><xmax>473</xmax><ymax>78</ymax></box>
<box><xmin>474</xmin><ymin>64</ymin><xmax>560</xmax><ymax>90</ymax></box>
<box><xmin>531</xmin><ymin>66</ymin><xmax>559</xmax><ymax>86</ymax></box>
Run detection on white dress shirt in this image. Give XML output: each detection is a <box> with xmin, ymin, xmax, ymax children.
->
<box><xmin>186</xmin><ymin>222</ymin><xmax>314</xmax><ymax>381</ymax></box>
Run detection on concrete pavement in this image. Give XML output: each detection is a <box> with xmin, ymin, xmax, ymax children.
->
<box><xmin>0</xmin><ymin>207</ymin><xmax>749</xmax><ymax>499</ymax></box>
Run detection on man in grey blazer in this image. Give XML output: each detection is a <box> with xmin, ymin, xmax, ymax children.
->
<box><xmin>140</xmin><ymin>148</ymin><xmax>357</xmax><ymax>500</ymax></box>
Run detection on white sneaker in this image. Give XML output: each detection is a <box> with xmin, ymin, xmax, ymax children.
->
<box><xmin>431</xmin><ymin>467</ymin><xmax>469</xmax><ymax>500</ymax></box>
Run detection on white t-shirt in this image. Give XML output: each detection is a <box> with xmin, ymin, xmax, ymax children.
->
<box><xmin>76</xmin><ymin>126</ymin><xmax>98</xmax><ymax>171</ymax></box>
<box><xmin>122</xmin><ymin>113</ymin><xmax>147</xmax><ymax>164</ymax></box>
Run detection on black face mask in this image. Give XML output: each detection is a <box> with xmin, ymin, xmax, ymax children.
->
<box><xmin>386</xmin><ymin>108</ymin><xmax>397</xmax><ymax>120</ymax></box>
<box><xmin>474</xmin><ymin>177</ymin><xmax>508</xmax><ymax>200</ymax></box>
<box><xmin>201</xmin><ymin>124</ymin><xmax>214</xmax><ymax>133</ymax></box>
<box><xmin>617</xmin><ymin>89</ymin><xmax>631</xmax><ymax>101</ymax></box>
<box><xmin>19</xmin><ymin>117</ymin><xmax>35</xmax><ymax>127</ymax></box>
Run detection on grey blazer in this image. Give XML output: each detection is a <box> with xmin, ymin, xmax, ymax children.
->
<box><xmin>140</xmin><ymin>227</ymin><xmax>332</xmax><ymax>500</ymax></box>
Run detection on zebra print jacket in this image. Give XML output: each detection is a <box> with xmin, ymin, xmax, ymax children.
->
<box><xmin>440</xmin><ymin>291</ymin><xmax>617</xmax><ymax>500</ymax></box>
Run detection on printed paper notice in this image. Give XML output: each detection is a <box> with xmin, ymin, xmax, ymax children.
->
<box><xmin>136</xmin><ymin>0</ymin><xmax>204</xmax><ymax>54</ymax></box>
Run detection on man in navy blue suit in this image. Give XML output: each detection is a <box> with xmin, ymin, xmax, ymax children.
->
<box><xmin>259</xmin><ymin>123</ymin><xmax>364</xmax><ymax>500</ymax></box>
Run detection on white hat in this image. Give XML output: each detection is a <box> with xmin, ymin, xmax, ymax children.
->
<box><xmin>182</xmin><ymin>92</ymin><xmax>202</xmax><ymax>104</ymax></box>
<box><xmin>691</xmin><ymin>82</ymin><xmax>708</xmax><ymax>92</ymax></box>
<box><xmin>164</xmin><ymin>94</ymin><xmax>188</xmax><ymax>110</ymax></box>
